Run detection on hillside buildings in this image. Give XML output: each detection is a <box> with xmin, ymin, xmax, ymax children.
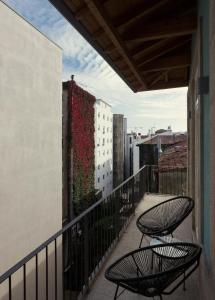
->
<box><xmin>94</xmin><ymin>99</ymin><xmax>113</xmax><ymax>198</ymax></box>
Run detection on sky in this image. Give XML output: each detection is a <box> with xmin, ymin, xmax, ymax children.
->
<box><xmin>3</xmin><ymin>0</ymin><xmax>188</xmax><ymax>134</ymax></box>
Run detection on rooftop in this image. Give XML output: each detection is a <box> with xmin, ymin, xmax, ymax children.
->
<box><xmin>138</xmin><ymin>132</ymin><xmax>187</xmax><ymax>146</ymax></box>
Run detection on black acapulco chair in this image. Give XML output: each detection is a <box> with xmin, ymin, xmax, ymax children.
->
<box><xmin>136</xmin><ymin>196</ymin><xmax>194</xmax><ymax>247</ymax></box>
<box><xmin>105</xmin><ymin>242</ymin><xmax>202</xmax><ymax>300</ymax></box>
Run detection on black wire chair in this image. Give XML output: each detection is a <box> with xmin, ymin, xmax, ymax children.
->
<box><xmin>105</xmin><ymin>242</ymin><xmax>201</xmax><ymax>300</ymax></box>
<box><xmin>136</xmin><ymin>196</ymin><xmax>194</xmax><ymax>247</ymax></box>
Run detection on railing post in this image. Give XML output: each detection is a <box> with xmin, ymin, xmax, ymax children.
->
<box><xmin>83</xmin><ymin>214</ymin><xmax>89</xmax><ymax>293</ymax></box>
<box><xmin>115</xmin><ymin>189</ymin><xmax>120</xmax><ymax>239</ymax></box>
<box><xmin>131</xmin><ymin>176</ymin><xmax>135</xmax><ymax>213</ymax></box>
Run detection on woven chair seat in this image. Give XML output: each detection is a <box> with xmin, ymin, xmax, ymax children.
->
<box><xmin>105</xmin><ymin>242</ymin><xmax>201</xmax><ymax>299</ymax></box>
<box><xmin>137</xmin><ymin>196</ymin><xmax>194</xmax><ymax>238</ymax></box>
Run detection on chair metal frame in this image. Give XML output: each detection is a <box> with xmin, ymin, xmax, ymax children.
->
<box><xmin>105</xmin><ymin>242</ymin><xmax>201</xmax><ymax>300</ymax></box>
<box><xmin>136</xmin><ymin>196</ymin><xmax>194</xmax><ymax>248</ymax></box>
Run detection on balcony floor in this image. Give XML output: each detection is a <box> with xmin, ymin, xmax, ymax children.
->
<box><xmin>84</xmin><ymin>194</ymin><xmax>200</xmax><ymax>300</ymax></box>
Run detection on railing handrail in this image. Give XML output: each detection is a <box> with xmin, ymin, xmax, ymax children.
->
<box><xmin>0</xmin><ymin>164</ymin><xmax>147</xmax><ymax>284</ymax></box>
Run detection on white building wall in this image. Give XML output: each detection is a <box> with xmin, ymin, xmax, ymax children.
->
<box><xmin>0</xmin><ymin>3</ymin><xmax>62</xmax><ymax>298</ymax></box>
<box><xmin>133</xmin><ymin>136</ymin><xmax>140</xmax><ymax>174</ymax></box>
<box><xmin>94</xmin><ymin>100</ymin><xmax>113</xmax><ymax>198</ymax></box>
<box><xmin>125</xmin><ymin>133</ymin><xmax>140</xmax><ymax>177</ymax></box>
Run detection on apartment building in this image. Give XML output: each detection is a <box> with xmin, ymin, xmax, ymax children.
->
<box><xmin>94</xmin><ymin>99</ymin><xmax>113</xmax><ymax>198</ymax></box>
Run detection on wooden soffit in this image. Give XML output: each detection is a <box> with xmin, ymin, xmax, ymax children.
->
<box><xmin>49</xmin><ymin>0</ymin><xmax>197</xmax><ymax>92</ymax></box>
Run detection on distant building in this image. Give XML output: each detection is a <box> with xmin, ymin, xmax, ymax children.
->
<box><xmin>94</xmin><ymin>99</ymin><xmax>113</xmax><ymax>198</ymax></box>
<box><xmin>158</xmin><ymin>139</ymin><xmax>188</xmax><ymax>195</ymax></box>
<box><xmin>124</xmin><ymin>133</ymin><xmax>141</xmax><ymax>178</ymax></box>
<box><xmin>63</xmin><ymin>80</ymin><xmax>96</xmax><ymax>217</ymax></box>
<box><xmin>138</xmin><ymin>129</ymin><xmax>187</xmax><ymax>167</ymax></box>
<box><xmin>113</xmin><ymin>114</ymin><xmax>125</xmax><ymax>188</ymax></box>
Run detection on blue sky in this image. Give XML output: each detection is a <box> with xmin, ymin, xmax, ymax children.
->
<box><xmin>3</xmin><ymin>0</ymin><xmax>188</xmax><ymax>133</ymax></box>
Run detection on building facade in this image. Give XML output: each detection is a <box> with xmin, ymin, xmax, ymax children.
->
<box><xmin>63</xmin><ymin>80</ymin><xmax>96</xmax><ymax>217</ymax></box>
<box><xmin>94</xmin><ymin>99</ymin><xmax>113</xmax><ymax>198</ymax></box>
<box><xmin>113</xmin><ymin>114</ymin><xmax>125</xmax><ymax>188</ymax></box>
<box><xmin>124</xmin><ymin>133</ymin><xmax>141</xmax><ymax>179</ymax></box>
<box><xmin>0</xmin><ymin>0</ymin><xmax>62</xmax><ymax>286</ymax></box>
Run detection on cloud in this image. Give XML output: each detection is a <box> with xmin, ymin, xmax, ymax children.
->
<box><xmin>3</xmin><ymin>0</ymin><xmax>188</xmax><ymax>133</ymax></box>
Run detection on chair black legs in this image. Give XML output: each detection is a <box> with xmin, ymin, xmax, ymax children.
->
<box><xmin>114</xmin><ymin>285</ymin><xmax>119</xmax><ymax>300</ymax></box>
<box><xmin>113</xmin><ymin>285</ymin><xmax>126</xmax><ymax>299</ymax></box>
<box><xmin>139</xmin><ymin>233</ymin><xmax>144</xmax><ymax>248</ymax></box>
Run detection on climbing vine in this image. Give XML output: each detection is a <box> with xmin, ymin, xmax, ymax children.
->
<box><xmin>70</xmin><ymin>81</ymin><xmax>95</xmax><ymax>213</ymax></box>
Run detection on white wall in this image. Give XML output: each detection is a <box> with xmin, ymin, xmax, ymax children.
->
<box><xmin>0</xmin><ymin>1</ymin><xmax>62</xmax><ymax>281</ymax></box>
<box><xmin>94</xmin><ymin>99</ymin><xmax>113</xmax><ymax>197</ymax></box>
<box><xmin>133</xmin><ymin>138</ymin><xmax>140</xmax><ymax>174</ymax></box>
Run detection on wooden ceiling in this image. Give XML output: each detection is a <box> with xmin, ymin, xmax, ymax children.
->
<box><xmin>50</xmin><ymin>0</ymin><xmax>197</xmax><ymax>92</ymax></box>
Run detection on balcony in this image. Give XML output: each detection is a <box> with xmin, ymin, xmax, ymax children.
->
<box><xmin>0</xmin><ymin>165</ymin><xmax>197</xmax><ymax>300</ymax></box>
<box><xmin>85</xmin><ymin>194</ymin><xmax>199</xmax><ymax>300</ymax></box>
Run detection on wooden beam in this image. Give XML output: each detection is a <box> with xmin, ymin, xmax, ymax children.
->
<box><xmin>74</xmin><ymin>5</ymin><xmax>88</xmax><ymax>20</ymax></box>
<box><xmin>140</xmin><ymin>52</ymin><xmax>190</xmax><ymax>72</ymax></box>
<box><xmin>84</xmin><ymin>0</ymin><xmax>147</xmax><ymax>90</ymax></box>
<box><xmin>136</xmin><ymin>37</ymin><xmax>191</xmax><ymax>67</ymax></box>
<box><xmin>124</xmin><ymin>15</ymin><xmax>197</xmax><ymax>42</ymax></box>
<box><xmin>103</xmin><ymin>44</ymin><xmax>116</xmax><ymax>53</ymax></box>
<box><xmin>149</xmin><ymin>70</ymin><xmax>169</xmax><ymax>88</ymax></box>
<box><xmin>146</xmin><ymin>79</ymin><xmax>188</xmax><ymax>90</ymax></box>
<box><xmin>92</xmin><ymin>28</ymin><xmax>104</xmax><ymax>40</ymax></box>
<box><xmin>116</xmin><ymin>0</ymin><xmax>171</xmax><ymax>30</ymax></box>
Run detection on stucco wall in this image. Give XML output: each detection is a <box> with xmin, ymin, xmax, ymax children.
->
<box><xmin>113</xmin><ymin>114</ymin><xmax>124</xmax><ymax>188</ymax></box>
<box><xmin>0</xmin><ymin>1</ymin><xmax>62</xmax><ymax>279</ymax></box>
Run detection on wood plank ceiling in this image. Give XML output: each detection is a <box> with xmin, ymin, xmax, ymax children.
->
<box><xmin>50</xmin><ymin>0</ymin><xmax>197</xmax><ymax>92</ymax></box>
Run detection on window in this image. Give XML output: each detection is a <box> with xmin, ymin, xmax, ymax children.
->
<box><xmin>103</xmin><ymin>163</ymin><xmax>105</xmax><ymax>167</ymax></box>
<box><xmin>107</xmin><ymin>116</ymin><xmax>109</xmax><ymax>121</ymax></box>
<box><xmin>103</xmin><ymin>114</ymin><xmax>105</xmax><ymax>120</ymax></box>
<box><xmin>107</xmin><ymin>172</ymin><xmax>109</xmax><ymax>176</ymax></box>
<box><xmin>103</xmin><ymin>187</ymin><xmax>105</xmax><ymax>191</ymax></box>
<box><xmin>103</xmin><ymin>127</ymin><xmax>105</xmax><ymax>134</ymax></box>
<box><xmin>103</xmin><ymin>151</ymin><xmax>105</xmax><ymax>156</ymax></box>
<box><xmin>103</xmin><ymin>174</ymin><xmax>105</xmax><ymax>179</ymax></box>
<box><xmin>98</xmin><ymin>112</ymin><xmax>100</xmax><ymax>118</ymax></box>
<box><xmin>98</xmin><ymin>125</ymin><xmax>100</xmax><ymax>130</ymax></box>
<box><xmin>98</xmin><ymin>164</ymin><xmax>100</xmax><ymax>170</ymax></box>
<box><xmin>107</xmin><ymin>127</ymin><xmax>109</xmax><ymax>132</ymax></box>
<box><xmin>107</xmin><ymin>150</ymin><xmax>109</xmax><ymax>154</ymax></box>
<box><xmin>102</xmin><ymin>138</ymin><xmax>105</xmax><ymax>146</ymax></box>
<box><xmin>98</xmin><ymin>177</ymin><xmax>100</xmax><ymax>183</ymax></box>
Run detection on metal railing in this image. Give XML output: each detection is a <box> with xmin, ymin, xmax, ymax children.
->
<box><xmin>0</xmin><ymin>165</ymin><xmax>148</xmax><ymax>300</ymax></box>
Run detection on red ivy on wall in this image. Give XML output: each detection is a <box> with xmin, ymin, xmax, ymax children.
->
<box><xmin>69</xmin><ymin>81</ymin><xmax>95</xmax><ymax>210</ymax></box>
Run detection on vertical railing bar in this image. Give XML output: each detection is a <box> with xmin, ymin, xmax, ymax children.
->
<box><xmin>9</xmin><ymin>276</ymin><xmax>12</xmax><ymax>300</ymax></box>
<box><xmin>54</xmin><ymin>239</ymin><xmax>58</xmax><ymax>300</ymax></box>
<box><xmin>46</xmin><ymin>246</ymin><xmax>48</xmax><ymax>300</ymax></box>
<box><xmin>23</xmin><ymin>264</ymin><xmax>26</xmax><ymax>300</ymax></box>
<box><xmin>36</xmin><ymin>254</ymin><xmax>38</xmax><ymax>300</ymax></box>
